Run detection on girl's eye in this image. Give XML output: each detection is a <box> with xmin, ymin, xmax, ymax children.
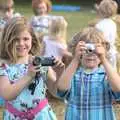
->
<box><xmin>15</xmin><ymin>38</ymin><xmax>19</xmax><ymax>41</ymax></box>
<box><xmin>24</xmin><ymin>37</ymin><xmax>29</xmax><ymax>41</ymax></box>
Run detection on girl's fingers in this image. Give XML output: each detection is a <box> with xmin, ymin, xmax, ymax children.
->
<box><xmin>53</xmin><ymin>58</ymin><xmax>65</xmax><ymax>68</ymax></box>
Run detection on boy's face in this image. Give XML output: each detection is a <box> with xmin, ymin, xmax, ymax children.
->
<box><xmin>0</xmin><ymin>2</ymin><xmax>14</xmax><ymax>20</ymax></box>
<box><xmin>81</xmin><ymin>53</ymin><xmax>101</xmax><ymax>69</ymax></box>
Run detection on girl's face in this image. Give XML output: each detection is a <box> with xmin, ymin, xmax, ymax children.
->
<box><xmin>36</xmin><ymin>2</ymin><xmax>47</xmax><ymax>15</ymax></box>
<box><xmin>15</xmin><ymin>30</ymin><xmax>32</xmax><ymax>58</ymax></box>
<box><xmin>81</xmin><ymin>53</ymin><xmax>100</xmax><ymax>69</ymax></box>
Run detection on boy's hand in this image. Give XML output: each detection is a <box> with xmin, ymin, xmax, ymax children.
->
<box><xmin>95</xmin><ymin>43</ymin><xmax>106</xmax><ymax>62</ymax></box>
<box><xmin>74</xmin><ymin>41</ymin><xmax>86</xmax><ymax>61</ymax></box>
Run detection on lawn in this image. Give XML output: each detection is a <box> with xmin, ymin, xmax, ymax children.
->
<box><xmin>15</xmin><ymin>3</ymin><xmax>96</xmax><ymax>41</ymax></box>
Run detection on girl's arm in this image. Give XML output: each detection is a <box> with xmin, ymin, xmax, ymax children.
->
<box><xmin>0</xmin><ymin>64</ymin><xmax>39</xmax><ymax>101</ymax></box>
<box><xmin>0</xmin><ymin>74</ymin><xmax>34</xmax><ymax>100</ymax></box>
<box><xmin>46</xmin><ymin>59</ymin><xmax>65</xmax><ymax>96</ymax></box>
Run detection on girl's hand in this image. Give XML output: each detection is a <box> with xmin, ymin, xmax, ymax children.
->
<box><xmin>27</xmin><ymin>63</ymin><xmax>41</xmax><ymax>81</ymax></box>
<box><xmin>52</xmin><ymin>58</ymin><xmax>65</xmax><ymax>76</ymax></box>
<box><xmin>95</xmin><ymin>43</ymin><xmax>106</xmax><ymax>62</ymax></box>
<box><xmin>74</xmin><ymin>41</ymin><xmax>86</xmax><ymax>61</ymax></box>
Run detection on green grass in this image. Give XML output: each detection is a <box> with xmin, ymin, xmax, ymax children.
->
<box><xmin>15</xmin><ymin>4</ymin><xmax>96</xmax><ymax>41</ymax></box>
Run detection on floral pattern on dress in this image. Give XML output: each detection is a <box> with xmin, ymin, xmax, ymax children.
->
<box><xmin>0</xmin><ymin>63</ymin><xmax>57</xmax><ymax>120</ymax></box>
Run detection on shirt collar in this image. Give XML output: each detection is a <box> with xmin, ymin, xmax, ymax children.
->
<box><xmin>78</xmin><ymin>65</ymin><xmax>105</xmax><ymax>75</ymax></box>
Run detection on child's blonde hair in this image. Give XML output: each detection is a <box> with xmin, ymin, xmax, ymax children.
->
<box><xmin>0</xmin><ymin>17</ymin><xmax>41</xmax><ymax>63</ymax></box>
<box><xmin>49</xmin><ymin>17</ymin><xmax>68</xmax><ymax>44</ymax></box>
<box><xmin>32</xmin><ymin>0</ymin><xmax>52</xmax><ymax>15</ymax></box>
<box><xmin>69</xmin><ymin>27</ymin><xmax>109</xmax><ymax>55</ymax></box>
<box><xmin>96</xmin><ymin>0</ymin><xmax>118</xmax><ymax>18</ymax></box>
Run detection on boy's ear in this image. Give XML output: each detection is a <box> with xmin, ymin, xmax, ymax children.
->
<box><xmin>105</xmin><ymin>42</ymin><xmax>110</xmax><ymax>50</ymax></box>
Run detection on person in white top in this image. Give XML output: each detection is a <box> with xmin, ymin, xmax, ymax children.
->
<box><xmin>30</xmin><ymin>0</ymin><xmax>67</xmax><ymax>39</ymax></box>
<box><xmin>30</xmin><ymin>0</ymin><xmax>52</xmax><ymax>35</ymax></box>
<box><xmin>95</xmin><ymin>0</ymin><xmax>118</xmax><ymax>69</ymax></box>
<box><xmin>41</xmin><ymin>17</ymin><xmax>72</xmax><ymax>67</ymax></box>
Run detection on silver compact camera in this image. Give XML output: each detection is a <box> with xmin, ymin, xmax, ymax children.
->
<box><xmin>85</xmin><ymin>43</ymin><xmax>95</xmax><ymax>54</ymax></box>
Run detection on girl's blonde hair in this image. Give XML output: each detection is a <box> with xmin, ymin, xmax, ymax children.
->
<box><xmin>32</xmin><ymin>0</ymin><xmax>52</xmax><ymax>15</ymax></box>
<box><xmin>49</xmin><ymin>17</ymin><xmax>68</xmax><ymax>44</ymax></box>
<box><xmin>68</xmin><ymin>27</ymin><xmax>109</xmax><ymax>55</ymax></box>
<box><xmin>96</xmin><ymin>0</ymin><xmax>118</xmax><ymax>18</ymax></box>
<box><xmin>0</xmin><ymin>17</ymin><xmax>41</xmax><ymax>63</ymax></box>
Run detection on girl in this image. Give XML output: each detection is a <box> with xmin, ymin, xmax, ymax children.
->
<box><xmin>30</xmin><ymin>0</ymin><xmax>66</xmax><ymax>39</ymax></box>
<box><xmin>57</xmin><ymin>27</ymin><xmax>120</xmax><ymax>120</ymax></box>
<box><xmin>41</xmin><ymin>16</ymin><xmax>72</xmax><ymax>66</ymax></box>
<box><xmin>0</xmin><ymin>0</ymin><xmax>21</xmax><ymax>107</ymax></box>
<box><xmin>30</xmin><ymin>0</ymin><xmax>52</xmax><ymax>35</ymax></box>
<box><xmin>0</xmin><ymin>17</ymin><xmax>64</xmax><ymax>120</ymax></box>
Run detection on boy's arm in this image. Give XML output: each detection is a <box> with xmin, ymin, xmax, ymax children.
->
<box><xmin>102</xmin><ymin>57</ymin><xmax>120</xmax><ymax>91</ymax></box>
<box><xmin>57</xmin><ymin>58</ymin><xmax>79</xmax><ymax>91</ymax></box>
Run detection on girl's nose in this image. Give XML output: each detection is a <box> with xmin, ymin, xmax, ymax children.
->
<box><xmin>17</xmin><ymin>40</ymin><xmax>24</xmax><ymax>45</ymax></box>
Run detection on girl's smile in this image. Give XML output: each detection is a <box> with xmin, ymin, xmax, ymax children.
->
<box><xmin>16</xmin><ymin>30</ymin><xmax>32</xmax><ymax>58</ymax></box>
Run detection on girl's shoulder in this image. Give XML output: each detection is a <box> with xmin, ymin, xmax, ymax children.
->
<box><xmin>0</xmin><ymin>59</ymin><xmax>8</xmax><ymax>65</ymax></box>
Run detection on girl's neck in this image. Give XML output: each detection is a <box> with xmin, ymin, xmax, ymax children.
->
<box><xmin>10</xmin><ymin>54</ymin><xmax>32</xmax><ymax>64</ymax></box>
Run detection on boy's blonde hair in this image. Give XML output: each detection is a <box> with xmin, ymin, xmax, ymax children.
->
<box><xmin>49</xmin><ymin>17</ymin><xmax>68</xmax><ymax>44</ymax></box>
<box><xmin>69</xmin><ymin>27</ymin><xmax>109</xmax><ymax>55</ymax></box>
<box><xmin>96</xmin><ymin>0</ymin><xmax>118</xmax><ymax>18</ymax></box>
<box><xmin>0</xmin><ymin>17</ymin><xmax>41</xmax><ymax>63</ymax></box>
<box><xmin>32</xmin><ymin>0</ymin><xmax>52</xmax><ymax>15</ymax></box>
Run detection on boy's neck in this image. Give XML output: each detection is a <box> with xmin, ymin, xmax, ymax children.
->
<box><xmin>83</xmin><ymin>67</ymin><xmax>98</xmax><ymax>74</ymax></box>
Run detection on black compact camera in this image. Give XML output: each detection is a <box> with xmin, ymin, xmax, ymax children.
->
<box><xmin>33</xmin><ymin>56</ymin><xmax>55</xmax><ymax>66</ymax></box>
<box><xmin>85</xmin><ymin>43</ymin><xmax>95</xmax><ymax>54</ymax></box>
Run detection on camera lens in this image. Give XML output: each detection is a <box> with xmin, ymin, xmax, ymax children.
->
<box><xmin>33</xmin><ymin>57</ymin><xmax>41</xmax><ymax>66</ymax></box>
